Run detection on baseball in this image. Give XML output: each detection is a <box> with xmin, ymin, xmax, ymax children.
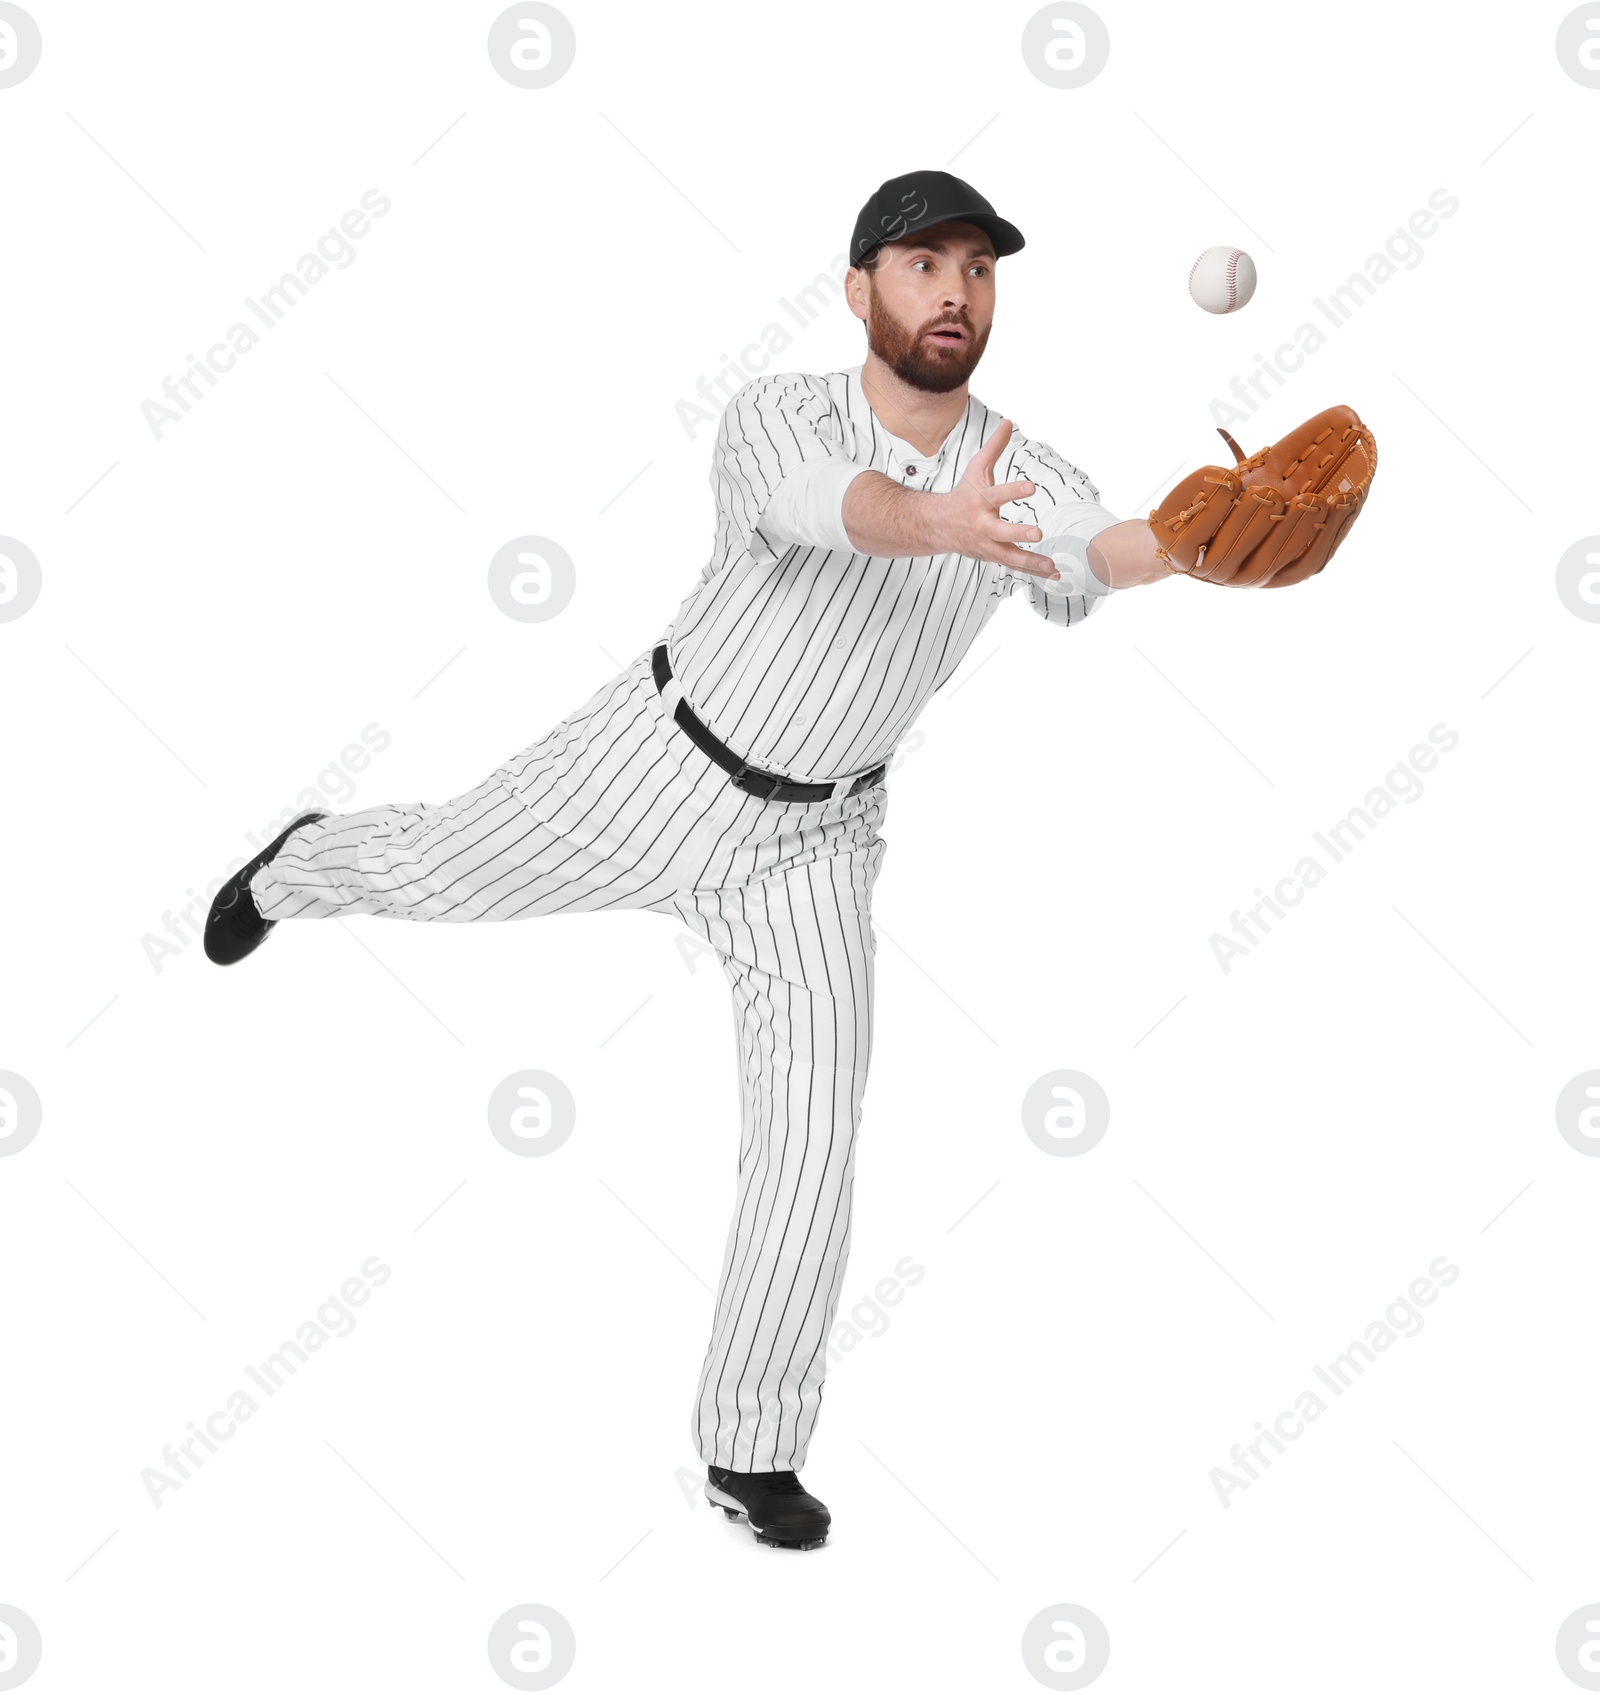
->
<box><xmin>1189</xmin><ymin>245</ymin><xmax>1257</xmax><ymax>314</ymax></box>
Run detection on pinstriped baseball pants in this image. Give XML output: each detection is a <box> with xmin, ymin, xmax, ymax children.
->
<box><xmin>250</xmin><ymin>643</ymin><xmax>888</xmax><ymax>1472</ymax></box>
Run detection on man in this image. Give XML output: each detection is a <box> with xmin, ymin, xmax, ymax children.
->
<box><xmin>205</xmin><ymin>170</ymin><xmax>1172</xmax><ymax>1553</ymax></box>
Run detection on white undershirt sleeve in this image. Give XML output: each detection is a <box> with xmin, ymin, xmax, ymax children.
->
<box><xmin>997</xmin><ymin>432</ymin><xmax>1122</xmax><ymax>626</ymax></box>
<box><xmin>1029</xmin><ymin>500</ymin><xmax>1124</xmax><ymax>597</ymax></box>
<box><xmin>713</xmin><ymin>375</ymin><xmax>862</xmax><ymax>566</ymax></box>
<box><xmin>754</xmin><ymin>458</ymin><xmax>870</xmax><ymax>556</ymax></box>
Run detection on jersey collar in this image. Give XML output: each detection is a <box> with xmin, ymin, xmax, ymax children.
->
<box><xmin>839</xmin><ymin>364</ymin><xmax>983</xmax><ymax>468</ymax></box>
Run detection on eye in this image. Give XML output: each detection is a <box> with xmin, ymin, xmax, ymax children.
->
<box><xmin>912</xmin><ymin>258</ymin><xmax>933</xmax><ymax>272</ymax></box>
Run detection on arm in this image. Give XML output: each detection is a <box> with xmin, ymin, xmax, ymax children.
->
<box><xmin>1086</xmin><ymin>520</ymin><xmax>1172</xmax><ymax>588</ymax></box>
<box><xmin>711</xmin><ymin>373</ymin><xmax>1043</xmax><ymax>573</ymax></box>
<box><xmin>837</xmin><ymin>418</ymin><xmax>1060</xmax><ymax>577</ymax></box>
<box><xmin>749</xmin><ymin>400</ymin><xmax>1141</xmax><ymax>587</ymax></box>
<box><xmin>1006</xmin><ymin>435</ymin><xmax>1173</xmax><ymax>599</ymax></box>
<box><xmin>994</xmin><ymin>433</ymin><xmax>1170</xmax><ymax>626</ymax></box>
<box><xmin>713</xmin><ymin>374</ymin><xmax>864</xmax><ymax>566</ymax></box>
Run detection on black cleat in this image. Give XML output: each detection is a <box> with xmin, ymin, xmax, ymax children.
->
<box><xmin>705</xmin><ymin>1465</ymin><xmax>830</xmax><ymax>1550</ymax></box>
<box><xmin>204</xmin><ymin>812</ymin><xmax>327</xmax><ymax>966</ymax></box>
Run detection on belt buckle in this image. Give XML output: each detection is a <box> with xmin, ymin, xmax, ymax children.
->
<box><xmin>734</xmin><ymin>759</ymin><xmax>783</xmax><ymax>801</ymax></box>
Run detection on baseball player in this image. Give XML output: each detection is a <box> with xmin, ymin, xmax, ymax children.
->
<box><xmin>205</xmin><ymin>171</ymin><xmax>1374</xmax><ymax>1551</ymax></box>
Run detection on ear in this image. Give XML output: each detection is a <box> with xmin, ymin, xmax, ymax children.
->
<box><xmin>843</xmin><ymin>267</ymin><xmax>870</xmax><ymax>323</ymax></box>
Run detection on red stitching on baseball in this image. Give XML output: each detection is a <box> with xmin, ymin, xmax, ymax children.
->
<box><xmin>1225</xmin><ymin>249</ymin><xmax>1240</xmax><ymax>311</ymax></box>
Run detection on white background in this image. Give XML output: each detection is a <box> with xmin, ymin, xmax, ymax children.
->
<box><xmin>2</xmin><ymin>1</ymin><xmax>1596</xmax><ymax>1690</ymax></box>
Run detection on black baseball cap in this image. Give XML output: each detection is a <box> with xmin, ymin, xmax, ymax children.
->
<box><xmin>848</xmin><ymin>170</ymin><xmax>1025</xmax><ymax>269</ymax></box>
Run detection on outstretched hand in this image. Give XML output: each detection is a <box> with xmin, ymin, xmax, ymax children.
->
<box><xmin>940</xmin><ymin>419</ymin><xmax>1060</xmax><ymax>578</ymax></box>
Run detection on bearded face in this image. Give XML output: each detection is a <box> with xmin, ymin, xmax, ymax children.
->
<box><xmin>863</xmin><ymin>280</ymin><xmax>991</xmax><ymax>393</ymax></box>
<box><xmin>855</xmin><ymin>221</ymin><xmax>996</xmax><ymax>394</ymax></box>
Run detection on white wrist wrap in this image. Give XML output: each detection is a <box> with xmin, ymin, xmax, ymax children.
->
<box><xmin>1030</xmin><ymin>505</ymin><xmax>1124</xmax><ymax>596</ymax></box>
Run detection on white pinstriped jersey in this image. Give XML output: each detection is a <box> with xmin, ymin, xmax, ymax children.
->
<box><xmin>662</xmin><ymin>364</ymin><xmax>1120</xmax><ymax>784</ymax></box>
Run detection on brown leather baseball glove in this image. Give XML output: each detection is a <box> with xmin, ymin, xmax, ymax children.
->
<box><xmin>1148</xmin><ymin>405</ymin><xmax>1377</xmax><ymax>587</ymax></box>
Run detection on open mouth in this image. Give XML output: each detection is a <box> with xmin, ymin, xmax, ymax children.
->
<box><xmin>924</xmin><ymin>325</ymin><xmax>967</xmax><ymax>345</ymax></box>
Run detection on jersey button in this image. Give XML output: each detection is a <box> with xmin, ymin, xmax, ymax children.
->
<box><xmin>904</xmin><ymin>465</ymin><xmax>918</xmax><ymax>478</ymax></box>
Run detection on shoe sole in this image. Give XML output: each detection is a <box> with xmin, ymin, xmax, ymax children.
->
<box><xmin>705</xmin><ymin>1483</ymin><xmax>828</xmax><ymax>1550</ymax></box>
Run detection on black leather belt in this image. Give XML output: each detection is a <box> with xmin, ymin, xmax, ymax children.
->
<box><xmin>652</xmin><ymin>643</ymin><xmax>886</xmax><ymax>804</ymax></box>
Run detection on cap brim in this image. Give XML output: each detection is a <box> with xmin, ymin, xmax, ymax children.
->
<box><xmin>854</xmin><ymin>209</ymin><xmax>1026</xmax><ymax>265</ymax></box>
<box><xmin>962</xmin><ymin>213</ymin><xmax>1025</xmax><ymax>258</ymax></box>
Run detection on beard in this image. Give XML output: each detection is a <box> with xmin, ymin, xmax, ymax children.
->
<box><xmin>865</xmin><ymin>287</ymin><xmax>990</xmax><ymax>393</ymax></box>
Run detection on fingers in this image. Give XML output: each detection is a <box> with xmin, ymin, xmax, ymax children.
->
<box><xmin>985</xmin><ymin>523</ymin><xmax>1057</xmax><ymax>575</ymax></box>
<box><xmin>998</xmin><ymin>546</ymin><xmax>1059</xmax><ymax>577</ymax></box>
<box><xmin>986</xmin><ymin>514</ymin><xmax>1043</xmax><ymax>545</ymax></box>
<box><xmin>982</xmin><ymin>478</ymin><xmax>1037</xmax><ymax>510</ymax></box>
<box><xmin>966</xmin><ymin>417</ymin><xmax>1014</xmax><ymax>485</ymax></box>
